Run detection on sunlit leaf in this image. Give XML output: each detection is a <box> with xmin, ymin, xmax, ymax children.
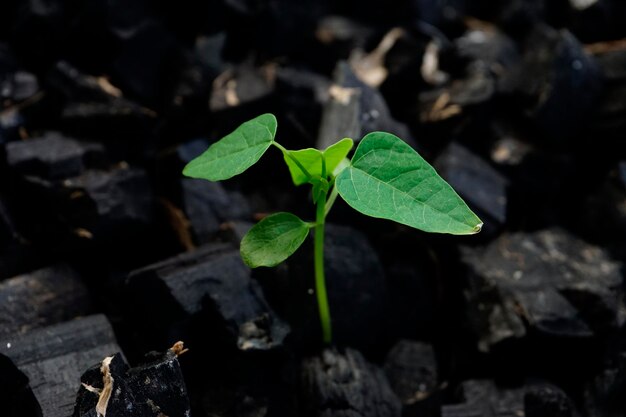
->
<box><xmin>336</xmin><ymin>132</ymin><xmax>482</xmax><ymax>235</ymax></box>
<box><xmin>183</xmin><ymin>113</ymin><xmax>277</xmax><ymax>181</ymax></box>
<box><xmin>282</xmin><ymin>138</ymin><xmax>353</xmax><ymax>185</ymax></box>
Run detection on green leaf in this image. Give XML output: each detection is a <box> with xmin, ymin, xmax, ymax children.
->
<box><xmin>311</xmin><ymin>177</ymin><xmax>329</xmax><ymax>204</ymax></box>
<box><xmin>336</xmin><ymin>132</ymin><xmax>483</xmax><ymax>235</ymax></box>
<box><xmin>282</xmin><ymin>138</ymin><xmax>353</xmax><ymax>185</ymax></box>
<box><xmin>183</xmin><ymin>113</ymin><xmax>277</xmax><ymax>181</ymax></box>
<box><xmin>240</xmin><ymin>212</ymin><xmax>312</xmax><ymax>268</ymax></box>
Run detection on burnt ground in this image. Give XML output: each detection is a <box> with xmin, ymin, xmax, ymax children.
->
<box><xmin>0</xmin><ymin>1</ymin><xmax>625</xmax><ymax>416</ymax></box>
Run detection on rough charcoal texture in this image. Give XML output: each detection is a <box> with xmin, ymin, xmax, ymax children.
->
<box><xmin>0</xmin><ymin>263</ymin><xmax>92</xmax><ymax>338</ymax></box>
<box><xmin>0</xmin><ymin>353</ymin><xmax>42</xmax><ymax>417</ymax></box>
<box><xmin>461</xmin><ymin>228</ymin><xmax>623</xmax><ymax>352</ymax></box>
<box><xmin>6</xmin><ymin>132</ymin><xmax>105</xmax><ymax>179</ymax></box>
<box><xmin>442</xmin><ymin>380</ymin><xmax>525</xmax><ymax>417</ymax></box>
<box><xmin>181</xmin><ymin>178</ymin><xmax>251</xmax><ymax>244</ymax></box>
<box><xmin>384</xmin><ymin>340</ymin><xmax>440</xmax><ymax>417</ymax></box>
<box><xmin>300</xmin><ymin>348</ymin><xmax>402</xmax><ymax>417</ymax></box>
<box><xmin>126</xmin><ymin>243</ymin><xmax>289</xmax><ymax>352</ymax></box>
<box><xmin>525</xmin><ymin>383</ymin><xmax>577</xmax><ymax>417</ymax></box>
<box><xmin>317</xmin><ymin>61</ymin><xmax>412</xmax><ymax>150</ymax></box>
<box><xmin>73</xmin><ymin>346</ymin><xmax>190</xmax><ymax>417</ymax></box>
<box><xmin>0</xmin><ymin>315</ymin><xmax>122</xmax><ymax>417</ymax></box>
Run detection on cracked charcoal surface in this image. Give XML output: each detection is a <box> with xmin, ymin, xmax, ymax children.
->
<box><xmin>301</xmin><ymin>348</ymin><xmax>402</xmax><ymax>417</ymax></box>
<box><xmin>73</xmin><ymin>347</ymin><xmax>190</xmax><ymax>417</ymax></box>
<box><xmin>0</xmin><ymin>315</ymin><xmax>121</xmax><ymax>417</ymax></box>
<box><xmin>0</xmin><ymin>264</ymin><xmax>92</xmax><ymax>338</ymax></box>
<box><xmin>383</xmin><ymin>340</ymin><xmax>439</xmax><ymax>416</ymax></box>
<box><xmin>461</xmin><ymin>228</ymin><xmax>623</xmax><ymax>352</ymax></box>
<box><xmin>126</xmin><ymin>243</ymin><xmax>289</xmax><ymax>352</ymax></box>
<box><xmin>6</xmin><ymin>132</ymin><xmax>106</xmax><ymax>179</ymax></box>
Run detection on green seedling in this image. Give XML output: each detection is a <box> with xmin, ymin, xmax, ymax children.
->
<box><xmin>183</xmin><ymin>114</ymin><xmax>482</xmax><ymax>344</ymax></box>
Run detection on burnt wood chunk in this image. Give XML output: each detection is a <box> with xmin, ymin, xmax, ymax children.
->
<box><xmin>0</xmin><ymin>264</ymin><xmax>92</xmax><ymax>338</ymax></box>
<box><xmin>461</xmin><ymin>229</ymin><xmax>623</xmax><ymax>352</ymax></box>
<box><xmin>301</xmin><ymin>348</ymin><xmax>402</xmax><ymax>417</ymax></box>
<box><xmin>0</xmin><ymin>315</ymin><xmax>122</xmax><ymax>417</ymax></box>
<box><xmin>442</xmin><ymin>380</ymin><xmax>524</xmax><ymax>417</ymax></box>
<box><xmin>525</xmin><ymin>383</ymin><xmax>576</xmax><ymax>417</ymax></box>
<box><xmin>6</xmin><ymin>132</ymin><xmax>105</xmax><ymax>179</ymax></box>
<box><xmin>181</xmin><ymin>178</ymin><xmax>251</xmax><ymax>244</ymax></box>
<box><xmin>126</xmin><ymin>243</ymin><xmax>289</xmax><ymax>351</ymax></box>
<box><xmin>73</xmin><ymin>345</ymin><xmax>190</xmax><ymax>417</ymax></box>
<box><xmin>317</xmin><ymin>61</ymin><xmax>411</xmax><ymax>150</ymax></box>
<box><xmin>384</xmin><ymin>340</ymin><xmax>440</xmax><ymax>417</ymax></box>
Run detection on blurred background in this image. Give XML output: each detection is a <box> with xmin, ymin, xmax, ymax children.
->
<box><xmin>1</xmin><ymin>0</ymin><xmax>625</xmax><ymax>416</ymax></box>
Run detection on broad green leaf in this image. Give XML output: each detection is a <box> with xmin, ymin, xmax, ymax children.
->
<box><xmin>240</xmin><ymin>212</ymin><xmax>312</xmax><ymax>268</ymax></box>
<box><xmin>183</xmin><ymin>113</ymin><xmax>277</xmax><ymax>181</ymax></box>
<box><xmin>336</xmin><ymin>132</ymin><xmax>483</xmax><ymax>235</ymax></box>
<box><xmin>282</xmin><ymin>138</ymin><xmax>353</xmax><ymax>185</ymax></box>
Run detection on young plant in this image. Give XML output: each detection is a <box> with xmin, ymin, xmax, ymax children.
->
<box><xmin>183</xmin><ymin>114</ymin><xmax>482</xmax><ymax>344</ymax></box>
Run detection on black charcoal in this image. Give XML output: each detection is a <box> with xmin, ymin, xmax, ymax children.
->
<box><xmin>126</xmin><ymin>243</ymin><xmax>289</xmax><ymax>351</ymax></box>
<box><xmin>0</xmin><ymin>315</ymin><xmax>122</xmax><ymax>417</ymax></box>
<box><xmin>442</xmin><ymin>380</ymin><xmax>524</xmax><ymax>417</ymax></box>
<box><xmin>0</xmin><ymin>264</ymin><xmax>92</xmax><ymax>338</ymax></box>
<box><xmin>525</xmin><ymin>383</ymin><xmax>577</xmax><ymax>417</ymax></box>
<box><xmin>317</xmin><ymin>61</ymin><xmax>412</xmax><ymax>149</ymax></box>
<box><xmin>6</xmin><ymin>132</ymin><xmax>105</xmax><ymax>179</ymax></box>
<box><xmin>181</xmin><ymin>178</ymin><xmax>251</xmax><ymax>244</ymax></box>
<box><xmin>301</xmin><ymin>348</ymin><xmax>402</xmax><ymax>417</ymax></box>
<box><xmin>461</xmin><ymin>229</ymin><xmax>623</xmax><ymax>351</ymax></box>
<box><xmin>73</xmin><ymin>343</ymin><xmax>190</xmax><ymax>417</ymax></box>
<box><xmin>384</xmin><ymin>340</ymin><xmax>440</xmax><ymax>417</ymax></box>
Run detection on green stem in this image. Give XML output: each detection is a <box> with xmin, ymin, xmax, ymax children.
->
<box><xmin>325</xmin><ymin>185</ymin><xmax>338</xmax><ymax>216</ymax></box>
<box><xmin>314</xmin><ymin>194</ymin><xmax>332</xmax><ymax>344</ymax></box>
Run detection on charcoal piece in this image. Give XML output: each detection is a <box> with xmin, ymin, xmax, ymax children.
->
<box><xmin>126</xmin><ymin>243</ymin><xmax>289</xmax><ymax>351</ymax></box>
<box><xmin>0</xmin><ymin>264</ymin><xmax>92</xmax><ymax>338</ymax></box>
<box><xmin>460</xmin><ymin>229</ymin><xmax>623</xmax><ymax>352</ymax></box>
<box><xmin>73</xmin><ymin>344</ymin><xmax>190</xmax><ymax>417</ymax></box>
<box><xmin>525</xmin><ymin>383</ymin><xmax>576</xmax><ymax>417</ymax></box>
<box><xmin>0</xmin><ymin>315</ymin><xmax>122</xmax><ymax>417</ymax></box>
<box><xmin>61</xmin><ymin>166</ymin><xmax>155</xmax><ymax>233</ymax></box>
<box><xmin>317</xmin><ymin>61</ymin><xmax>412</xmax><ymax>150</ymax></box>
<box><xmin>435</xmin><ymin>142</ymin><xmax>509</xmax><ymax>231</ymax></box>
<box><xmin>181</xmin><ymin>178</ymin><xmax>251</xmax><ymax>244</ymax></box>
<box><xmin>0</xmin><ymin>353</ymin><xmax>42</xmax><ymax>417</ymax></box>
<box><xmin>513</xmin><ymin>26</ymin><xmax>603</xmax><ymax>140</ymax></box>
<box><xmin>454</xmin><ymin>28</ymin><xmax>520</xmax><ymax>79</ymax></box>
<box><xmin>442</xmin><ymin>380</ymin><xmax>524</xmax><ymax>417</ymax></box>
<box><xmin>286</xmin><ymin>224</ymin><xmax>386</xmax><ymax>351</ymax></box>
<box><xmin>384</xmin><ymin>340</ymin><xmax>440</xmax><ymax>417</ymax></box>
<box><xmin>6</xmin><ymin>132</ymin><xmax>105</xmax><ymax>179</ymax></box>
<box><xmin>301</xmin><ymin>348</ymin><xmax>402</xmax><ymax>417</ymax></box>
<box><xmin>210</xmin><ymin>63</ymin><xmax>276</xmax><ymax>112</ymax></box>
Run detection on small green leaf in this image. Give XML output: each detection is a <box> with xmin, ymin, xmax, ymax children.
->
<box><xmin>183</xmin><ymin>113</ymin><xmax>277</xmax><ymax>181</ymax></box>
<box><xmin>311</xmin><ymin>177</ymin><xmax>329</xmax><ymax>204</ymax></box>
<box><xmin>336</xmin><ymin>132</ymin><xmax>483</xmax><ymax>235</ymax></box>
<box><xmin>241</xmin><ymin>212</ymin><xmax>312</xmax><ymax>267</ymax></box>
<box><xmin>282</xmin><ymin>138</ymin><xmax>353</xmax><ymax>185</ymax></box>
